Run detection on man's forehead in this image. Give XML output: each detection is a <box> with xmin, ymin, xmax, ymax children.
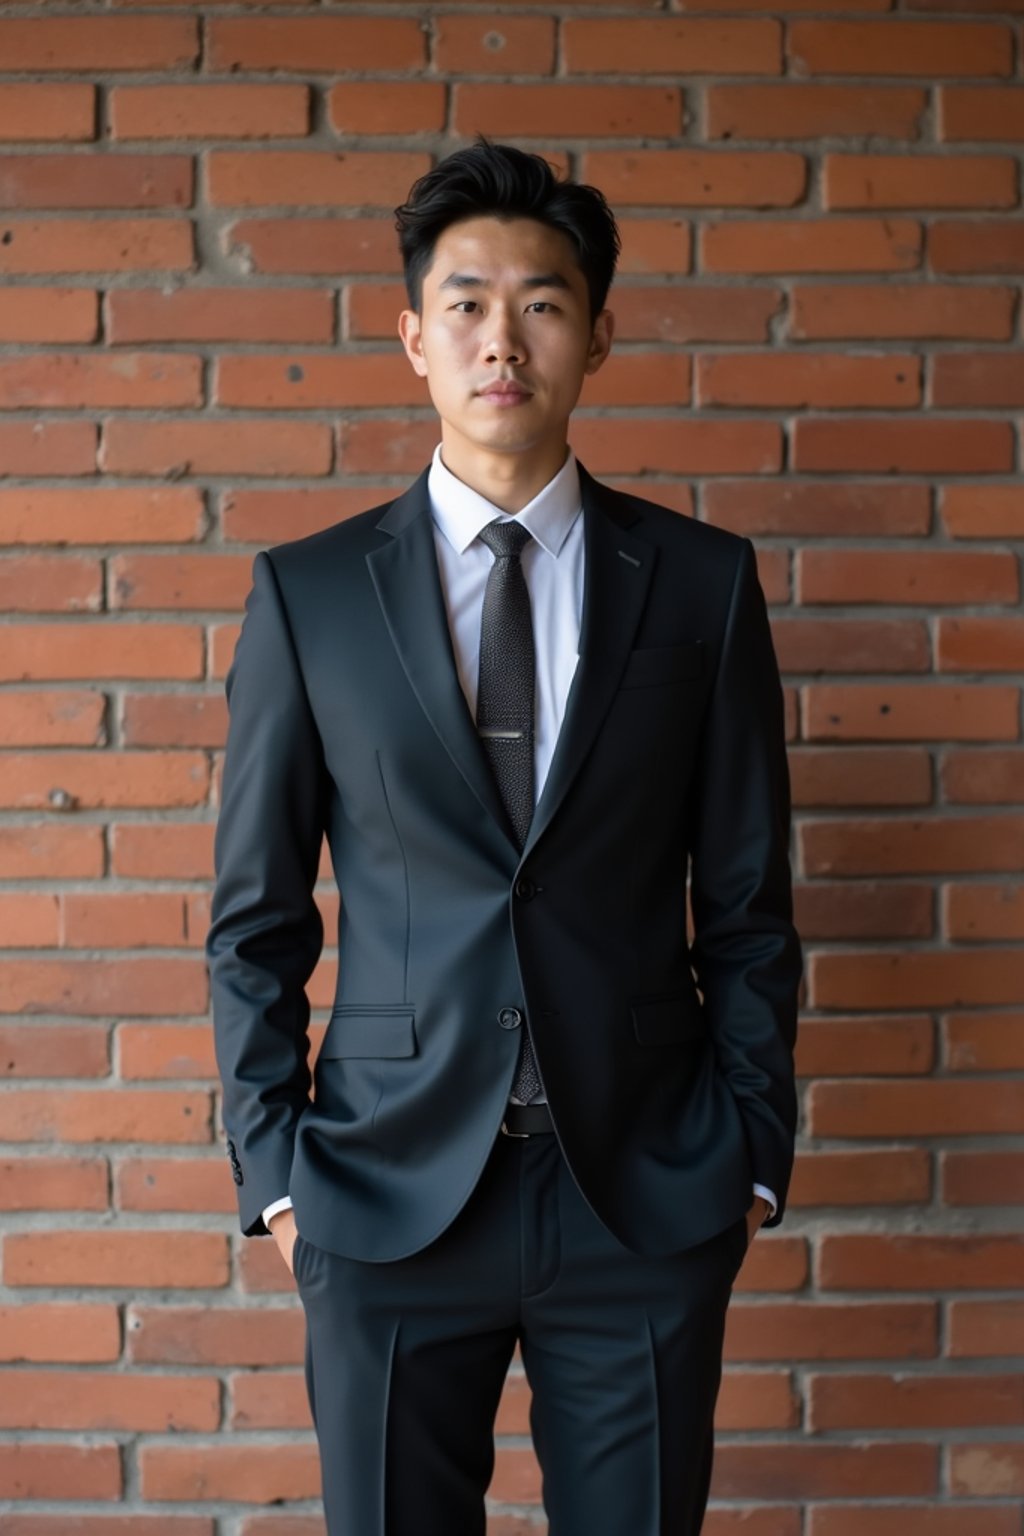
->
<box><xmin>426</xmin><ymin>218</ymin><xmax>583</xmax><ymax>291</ymax></box>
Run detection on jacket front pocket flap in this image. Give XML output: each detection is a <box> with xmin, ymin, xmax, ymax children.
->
<box><xmin>630</xmin><ymin>990</ymin><xmax>705</xmax><ymax>1046</ymax></box>
<box><xmin>318</xmin><ymin>1007</ymin><xmax>416</xmax><ymax>1059</ymax></box>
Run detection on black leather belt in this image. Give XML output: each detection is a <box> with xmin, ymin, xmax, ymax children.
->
<box><xmin>501</xmin><ymin>1102</ymin><xmax>555</xmax><ymax>1137</ymax></box>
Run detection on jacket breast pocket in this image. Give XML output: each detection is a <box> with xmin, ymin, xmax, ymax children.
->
<box><xmin>618</xmin><ymin>642</ymin><xmax>704</xmax><ymax>691</ymax></box>
<box><xmin>630</xmin><ymin>989</ymin><xmax>706</xmax><ymax>1046</ymax></box>
<box><xmin>318</xmin><ymin>1005</ymin><xmax>417</xmax><ymax>1059</ymax></box>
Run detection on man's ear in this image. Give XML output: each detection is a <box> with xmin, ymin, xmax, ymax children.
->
<box><xmin>585</xmin><ymin>308</ymin><xmax>614</xmax><ymax>375</ymax></box>
<box><xmin>398</xmin><ymin>308</ymin><xmax>428</xmax><ymax>378</ymax></box>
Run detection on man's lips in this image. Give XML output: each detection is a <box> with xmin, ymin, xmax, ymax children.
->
<box><xmin>477</xmin><ymin>382</ymin><xmax>532</xmax><ymax>404</ymax></box>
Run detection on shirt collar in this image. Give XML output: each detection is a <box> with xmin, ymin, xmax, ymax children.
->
<box><xmin>426</xmin><ymin>442</ymin><xmax>582</xmax><ymax>560</ymax></box>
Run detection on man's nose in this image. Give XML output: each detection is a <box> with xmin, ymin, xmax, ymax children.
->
<box><xmin>483</xmin><ymin>310</ymin><xmax>526</xmax><ymax>363</ymax></box>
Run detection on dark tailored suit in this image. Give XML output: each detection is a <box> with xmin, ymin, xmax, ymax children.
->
<box><xmin>207</xmin><ymin>457</ymin><xmax>802</xmax><ymax>1532</ymax></box>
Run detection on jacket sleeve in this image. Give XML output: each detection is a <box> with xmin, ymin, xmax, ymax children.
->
<box><xmin>206</xmin><ymin>549</ymin><xmax>328</xmax><ymax>1236</ymax></box>
<box><xmin>688</xmin><ymin>536</ymin><xmax>802</xmax><ymax>1227</ymax></box>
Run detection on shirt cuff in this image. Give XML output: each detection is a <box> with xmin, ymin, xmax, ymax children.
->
<box><xmin>262</xmin><ymin>1195</ymin><xmax>294</xmax><ymax>1227</ymax></box>
<box><xmin>752</xmin><ymin>1183</ymin><xmax>777</xmax><ymax>1222</ymax></box>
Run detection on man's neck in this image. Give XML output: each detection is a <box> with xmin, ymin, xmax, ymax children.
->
<box><xmin>437</xmin><ymin>437</ymin><xmax>570</xmax><ymax>515</ymax></box>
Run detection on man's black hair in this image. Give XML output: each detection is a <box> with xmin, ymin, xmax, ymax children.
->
<box><xmin>394</xmin><ymin>137</ymin><xmax>621</xmax><ymax>324</ymax></box>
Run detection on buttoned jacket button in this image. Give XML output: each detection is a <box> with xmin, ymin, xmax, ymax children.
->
<box><xmin>514</xmin><ymin>877</ymin><xmax>537</xmax><ymax>900</ymax></box>
<box><xmin>497</xmin><ymin>1007</ymin><xmax>522</xmax><ymax>1030</ymax></box>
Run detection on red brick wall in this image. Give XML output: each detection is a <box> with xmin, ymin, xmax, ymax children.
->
<box><xmin>1</xmin><ymin>2</ymin><xmax>1022</xmax><ymax>1531</ymax></box>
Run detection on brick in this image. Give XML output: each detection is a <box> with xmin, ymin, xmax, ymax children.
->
<box><xmin>0</xmin><ymin>487</ymin><xmax>203</xmax><ymax>543</ymax></box>
<box><xmin>0</xmin><ymin>825</ymin><xmax>103</xmax><ymax>880</ymax></box>
<box><xmin>0</xmin><ymin>218</ymin><xmax>193</xmax><ymax>274</ymax></box>
<box><xmin>734</xmin><ymin>1237</ymin><xmax>808</xmax><ymax>1294</ymax></box>
<box><xmin>791</xmin><ymin>282</ymin><xmax>1014</xmax><ymax>340</ymax></box>
<box><xmin>945</xmin><ymin>883</ymin><xmax>1024</xmax><ymax>941</ymax></box>
<box><xmin>605</xmin><ymin>285</ymin><xmax>778</xmax><ymax>343</ymax></box>
<box><xmin>795</xmin><ymin>1017</ymin><xmax>934</xmax><ymax>1076</ymax></box>
<box><xmin>809</xmin><ymin>949</ymin><xmax>1024</xmax><ymax>1008</ymax></box>
<box><xmin>109</xmin><ymin>553</ymin><xmax>251</xmax><ymax>612</ymax></box>
<box><xmin>0</xmin><ymin>555</ymin><xmax>102</xmax><ymax>614</ymax></box>
<box><xmin>118</xmin><ymin>1024</ymin><xmax>217</xmax><ymax>1080</ymax></box>
<box><xmin>214</xmin><ymin>354</ymin><xmax>428</xmax><ymax>409</ymax></box>
<box><xmin>228</xmin><ymin>216</ymin><xmax>401</xmax><ymax>275</ymax></box>
<box><xmin>231</xmin><ymin>1371</ymin><xmax>311</xmax><ymax>1431</ymax></box>
<box><xmin>935</xmin><ymin>352</ymin><xmax>1024</xmax><ymax>407</ymax></box>
<box><xmin>0</xmin><ymin>1520</ymin><xmax>214</xmax><ymax>1536</ymax></box>
<box><xmin>802</xmin><ymin>815</ymin><xmax>1024</xmax><ymax>876</ymax></box>
<box><xmin>0</xmin><ymin>154</ymin><xmax>192</xmax><ymax>211</ymax></box>
<box><xmin>946</xmin><ymin>1014</ymin><xmax>1024</xmax><ymax>1072</ymax></box>
<box><xmin>788</xmin><ymin>20</ymin><xmax>1012</xmax><ymax>77</ymax></box>
<box><xmin>582</xmin><ymin>149</ymin><xmax>805</xmax><ymax>207</ymax></box>
<box><xmin>0</xmin><ymin>420</ymin><xmax>96</xmax><ymax>475</ymax></box>
<box><xmin>942</xmin><ymin>1151</ymin><xmax>1024</xmax><ymax>1206</ymax></box>
<box><xmin>809</xmin><ymin>1372</ymin><xmax>1024</xmax><ymax>1430</ymax></box>
<box><xmin>789</xmin><ymin>748</ymin><xmax>931</xmax><ymax>807</ymax></box>
<box><xmin>63</xmin><ymin>893</ymin><xmax>188</xmax><ymax>949</ymax></box>
<box><xmin>941</xmin><ymin>84</ymin><xmax>1024</xmax><ymax>140</ymax></box>
<box><xmin>0</xmin><ymin>351</ymin><xmax>201</xmax><ymax>409</ymax></box>
<box><xmin>118</xmin><ymin>1157</ymin><xmax>233</xmax><ymax>1215</ymax></box>
<box><xmin>938</xmin><ymin>618</ymin><xmax>1024</xmax><ymax>672</ymax></box>
<box><xmin>798</xmin><ymin>548</ymin><xmax>1018</xmax><ymax>604</ymax></box>
<box><xmin>0</xmin><ymin>1303</ymin><xmax>119</xmax><ymax>1364</ymax></box>
<box><xmin>617</xmin><ymin>219</ymin><xmax>692</xmax><ymax>275</ymax></box>
<box><xmin>328</xmin><ymin>82</ymin><xmax>446</xmax><ymax>137</ymax></box>
<box><xmin>206</xmin><ymin>17</ymin><xmax>425</xmax><ymax>73</ymax></box>
<box><xmin>0</xmin><ymin>1088</ymin><xmax>211</xmax><ymax>1144</ymax></box>
<box><xmin>108</xmin><ymin>287</ymin><xmax>334</xmax><ymax>344</ymax></box>
<box><xmin>788</xmin><ymin>1149</ymin><xmax>931</xmax><ymax>1208</ymax></box>
<box><xmin>0</xmin><ymin>1022</ymin><xmax>106</xmax><ymax>1076</ymax></box>
<box><xmin>0</xmin><ymin>1442</ymin><xmax>121</xmax><ymax>1499</ymax></box>
<box><xmin>942</xmin><ymin>485</ymin><xmax>1024</xmax><ymax>538</ymax></box>
<box><xmin>803</xmin><ymin>684</ymin><xmax>1019</xmax><ymax>742</ymax></box>
<box><xmin>711</xmin><ymin>1442</ymin><xmax>937</xmax><ymax>1500</ymax></box>
<box><xmin>725</xmin><ymin>1302</ymin><xmax>937</xmax><ymax>1361</ymax></box>
<box><xmin>0</xmin><ymin>892</ymin><xmax>61</xmax><ymax>945</ymax></box>
<box><xmin>568</xmin><ymin>418</ymin><xmax>782</xmax><ymax>476</ymax></box>
<box><xmin>794</xmin><ymin>881</ymin><xmax>933</xmax><ymax>941</ymax></box>
<box><xmin>0</xmin><ymin>751</ymin><xmax>209</xmax><ymax>811</ymax></box>
<box><xmin>121</xmin><ymin>694</ymin><xmax>225</xmax><ymax>751</ymax></box>
<box><xmin>3</xmin><ymin>1232</ymin><xmax>228</xmax><ymax>1290</ymax></box>
<box><xmin>0</xmin><ymin>691</ymin><xmax>104</xmax><ymax>747</ymax></box>
<box><xmin>455</xmin><ymin>84</ymin><xmax>680</xmax><ymax>138</ymax></box>
<box><xmin>0</xmin><ymin>84</ymin><xmax>95</xmax><ymax>142</ymax></box>
<box><xmin>100</xmin><ymin>419</ymin><xmax>332</xmax><ymax>477</ymax></box>
<box><xmin>0</xmin><ymin>1369</ymin><xmax>219</xmax><ymax>1431</ymax></box>
<box><xmin>699</xmin><ymin>351</ymin><xmax>918</xmax><ymax>409</ymax></box>
<box><xmin>111</xmin><ymin>823</ymin><xmax>214</xmax><ymax>881</ymax></box>
<box><xmin>703</xmin><ymin>216</ymin><xmax>921</xmax><ymax>274</ymax></box>
<box><xmin>809</xmin><ymin>1080</ymin><xmax>1024</xmax><ymax>1137</ymax></box>
<box><xmin>0</xmin><ymin>287</ymin><xmax>97</xmax><ymax>342</ymax></box>
<box><xmin>564</xmin><ymin>18</ymin><xmax>781</xmax><ymax>75</ymax></box>
<box><xmin>220</xmin><ymin>486</ymin><xmax>392</xmax><ymax>542</ymax></box>
<box><xmin>433</xmin><ymin>16</ymin><xmax>555</xmax><ymax>75</ymax></box>
<box><xmin>825</xmin><ymin>153</ymin><xmax>1016</xmax><ymax>210</ymax></box>
<box><xmin>111</xmin><ymin>85</ymin><xmax>310</xmax><ymax>141</ymax></box>
<box><xmin>0</xmin><ymin>623</ymin><xmax>202</xmax><ymax>682</ymax></box>
<box><xmin>931</xmin><ymin>218</ymin><xmax>1024</xmax><ymax>273</ymax></box>
<box><xmin>0</xmin><ymin>17</ymin><xmax>197</xmax><ymax>71</ymax></box>
<box><xmin>773</xmin><ymin>618</ymin><xmax>930</xmax><ymax>672</ymax></box>
<box><xmin>942</xmin><ymin>751</ymin><xmax>1024</xmax><ymax>805</ymax></box>
<box><xmin>952</xmin><ymin>1444</ymin><xmax>1024</xmax><ymax>1496</ymax></box>
<box><xmin>949</xmin><ymin>1301</ymin><xmax>1024</xmax><ymax>1358</ymax></box>
<box><xmin>0</xmin><ymin>957</ymin><xmax>206</xmax><ymax>1016</ymax></box>
<box><xmin>820</xmin><ymin>1235</ymin><xmax>1024</xmax><ymax>1291</ymax></box>
<box><xmin>140</xmin><ymin>1443</ymin><xmax>320</xmax><ymax>1503</ymax></box>
<box><xmin>208</xmin><ymin>150</ymin><xmax>429</xmax><ymax>209</ymax></box>
<box><xmin>706</xmin><ymin>84</ymin><xmax>926</xmax><ymax>141</ymax></box>
<box><xmin>0</xmin><ymin>1156</ymin><xmax>107</xmax><ymax>1212</ymax></box>
<box><xmin>127</xmin><ymin>1305</ymin><xmax>302</xmax><ymax>1367</ymax></box>
<box><xmin>793</xmin><ymin>418</ymin><xmax>1013</xmax><ymax>474</ymax></box>
<box><xmin>810</xmin><ymin>1508</ymin><xmax>1021</xmax><ymax>1536</ymax></box>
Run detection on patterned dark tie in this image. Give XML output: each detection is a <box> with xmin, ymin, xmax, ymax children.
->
<box><xmin>475</xmin><ymin>517</ymin><xmax>542</xmax><ymax>1103</ymax></box>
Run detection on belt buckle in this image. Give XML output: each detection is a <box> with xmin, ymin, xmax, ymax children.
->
<box><xmin>500</xmin><ymin>1118</ymin><xmax>530</xmax><ymax>1139</ymax></box>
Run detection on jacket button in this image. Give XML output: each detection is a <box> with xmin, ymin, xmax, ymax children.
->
<box><xmin>497</xmin><ymin>1007</ymin><xmax>522</xmax><ymax>1030</ymax></box>
<box><xmin>514</xmin><ymin>877</ymin><xmax>536</xmax><ymax>900</ymax></box>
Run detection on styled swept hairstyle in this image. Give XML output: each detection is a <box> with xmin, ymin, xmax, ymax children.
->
<box><xmin>394</xmin><ymin>137</ymin><xmax>621</xmax><ymax>323</ymax></box>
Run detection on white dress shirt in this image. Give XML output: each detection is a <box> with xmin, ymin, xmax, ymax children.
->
<box><xmin>261</xmin><ymin>443</ymin><xmax>776</xmax><ymax>1228</ymax></box>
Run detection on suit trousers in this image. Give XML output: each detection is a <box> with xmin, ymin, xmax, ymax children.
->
<box><xmin>292</xmin><ymin>1126</ymin><xmax>749</xmax><ymax>1536</ymax></box>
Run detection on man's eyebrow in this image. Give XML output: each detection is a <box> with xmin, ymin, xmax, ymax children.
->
<box><xmin>436</xmin><ymin>271</ymin><xmax>573</xmax><ymax>294</ymax></box>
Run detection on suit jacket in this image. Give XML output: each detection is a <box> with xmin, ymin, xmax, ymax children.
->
<box><xmin>206</xmin><ymin>460</ymin><xmax>802</xmax><ymax>1263</ymax></box>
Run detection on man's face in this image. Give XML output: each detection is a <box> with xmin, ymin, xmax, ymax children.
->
<box><xmin>398</xmin><ymin>214</ymin><xmax>613</xmax><ymax>469</ymax></box>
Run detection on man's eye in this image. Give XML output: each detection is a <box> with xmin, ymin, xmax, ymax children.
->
<box><xmin>452</xmin><ymin>301</ymin><xmax>478</xmax><ymax>313</ymax></box>
<box><xmin>528</xmin><ymin>302</ymin><xmax>555</xmax><ymax>313</ymax></box>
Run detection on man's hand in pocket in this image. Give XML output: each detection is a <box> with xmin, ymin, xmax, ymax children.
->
<box><xmin>268</xmin><ymin>1208</ymin><xmax>299</xmax><ymax>1276</ymax></box>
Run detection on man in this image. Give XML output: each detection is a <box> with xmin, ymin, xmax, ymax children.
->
<box><xmin>207</xmin><ymin>138</ymin><xmax>801</xmax><ymax>1535</ymax></box>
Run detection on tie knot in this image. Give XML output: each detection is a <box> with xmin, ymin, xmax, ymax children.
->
<box><xmin>477</xmin><ymin>517</ymin><xmax>532</xmax><ymax>562</ymax></box>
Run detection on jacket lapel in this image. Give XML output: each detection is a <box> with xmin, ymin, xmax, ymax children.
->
<box><xmin>365</xmin><ymin>459</ymin><xmax>656</xmax><ymax>863</ymax></box>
